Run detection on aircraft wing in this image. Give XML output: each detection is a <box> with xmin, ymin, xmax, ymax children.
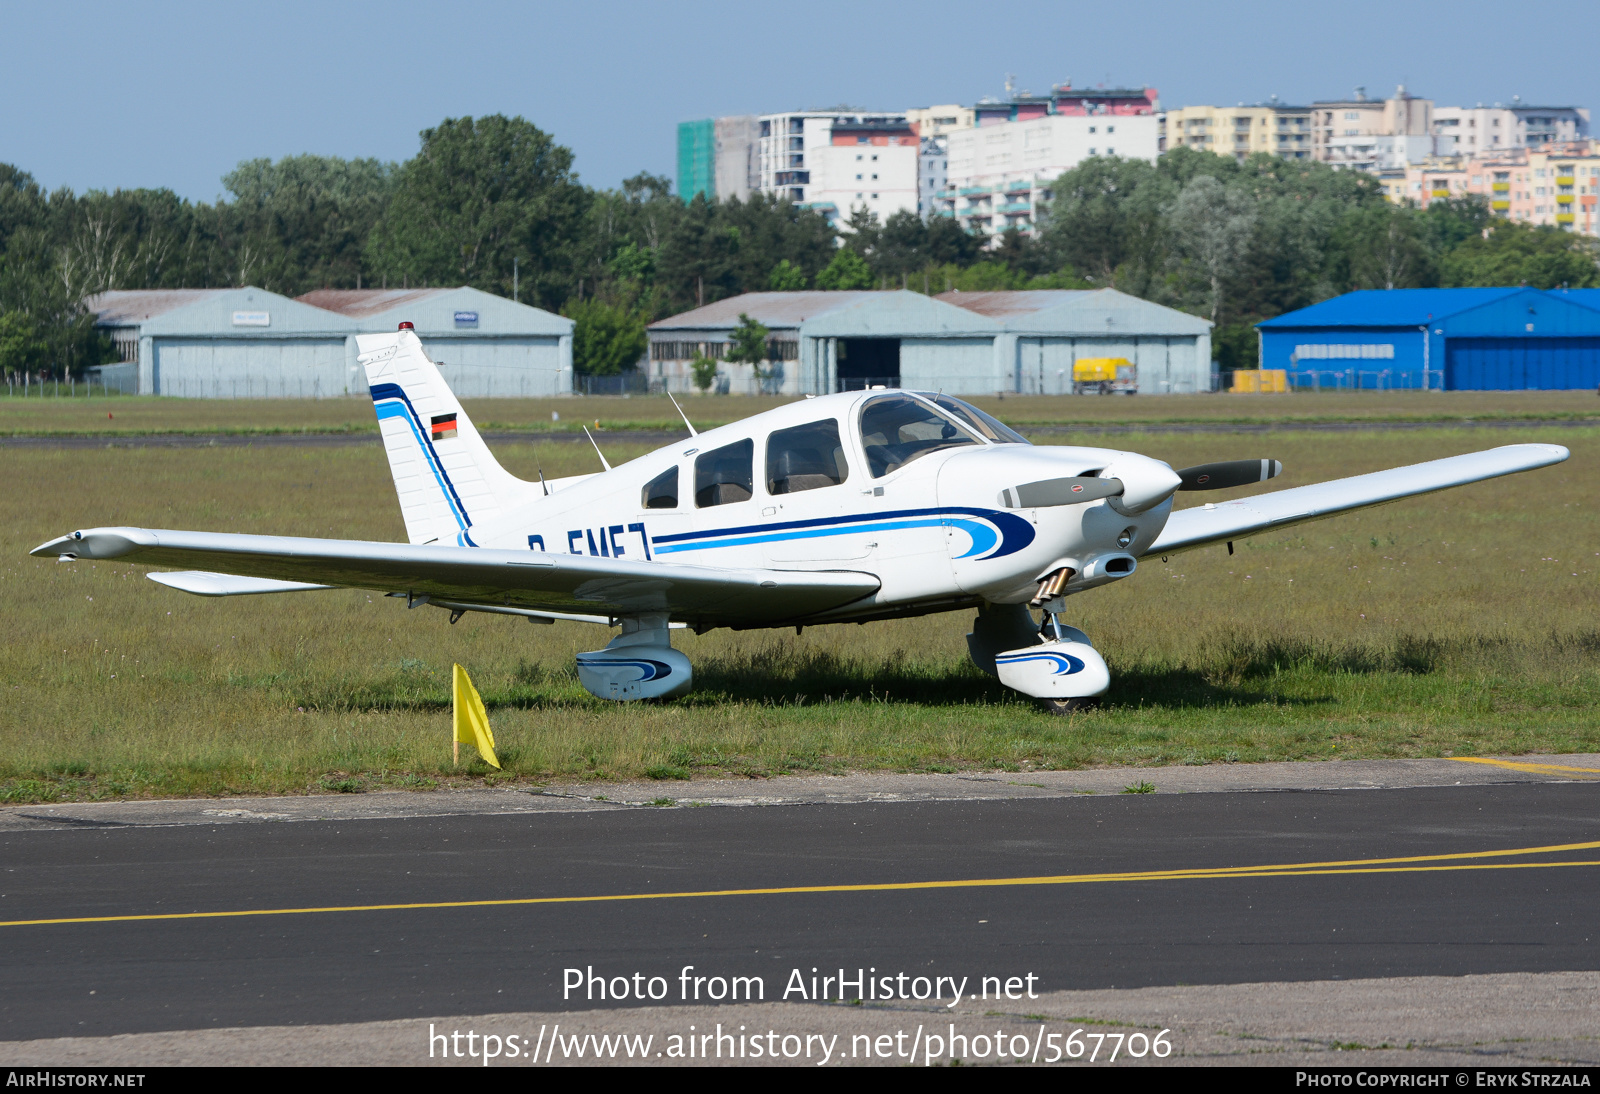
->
<box><xmin>29</xmin><ymin>527</ymin><xmax>880</xmax><ymax>626</ymax></box>
<box><xmin>1146</xmin><ymin>443</ymin><xmax>1569</xmax><ymax>556</ymax></box>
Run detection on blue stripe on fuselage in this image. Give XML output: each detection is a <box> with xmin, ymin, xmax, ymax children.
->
<box><xmin>651</xmin><ymin>506</ymin><xmax>1033</xmax><ymax>560</ymax></box>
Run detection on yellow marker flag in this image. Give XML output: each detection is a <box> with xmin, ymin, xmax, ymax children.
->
<box><xmin>452</xmin><ymin>664</ymin><xmax>500</xmax><ymax>769</ymax></box>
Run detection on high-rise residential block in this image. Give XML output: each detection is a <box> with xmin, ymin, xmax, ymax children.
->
<box><xmin>1311</xmin><ymin>85</ymin><xmax>1435</xmax><ymax>169</ymax></box>
<box><xmin>1391</xmin><ymin>141</ymin><xmax>1600</xmax><ymax>237</ymax></box>
<box><xmin>936</xmin><ymin>84</ymin><xmax>1160</xmax><ymax>239</ymax></box>
<box><xmin>906</xmin><ymin>104</ymin><xmax>975</xmax><ymax>138</ymax></box>
<box><xmin>1433</xmin><ymin>101</ymin><xmax>1590</xmax><ymax>156</ymax></box>
<box><xmin>1163</xmin><ymin>100</ymin><xmax>1312</xmax><ymax>161</ymax></box>
<box><xmin>756</xmin><ymin>111</ymin><xmax>921</xmax><ymax>230</ymax></box>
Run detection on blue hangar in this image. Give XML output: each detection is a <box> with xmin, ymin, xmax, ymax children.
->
<box><xmin>1257</xmin><ymin>287</ymin><xmax>1600</xmax><ymax>390</ymax></box>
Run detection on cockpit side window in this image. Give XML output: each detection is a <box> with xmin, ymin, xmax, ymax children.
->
<box><xmin>695</xmin><ymin>439</ymin><xmax>754</xmax><ymax>507</ymax></box>
<box><xmin>925</xmin><ymin>393</ymin><xmax>1031</xmax><ymax>445</ymax></box>
<box><xmin>642</xmin><ymin>466</ymin><xmax>678</xmax><ymax>509</ymax></box>
<box><xmin>858</xmin><ymin>394</ymin><xmax>979</xmax><ymax>478</ymax></box>
<box><xmin>766</xmin><ymin>419</ymin><xmax>849</xmax><ymax>495</ymax></box>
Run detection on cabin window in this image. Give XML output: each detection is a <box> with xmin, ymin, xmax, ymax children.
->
<box><xmin>767</xmin><ymin>419</ymin><xmax>849</xmax><ymax>495</ymax></box>
<box><xmin>642</xmin><ymin>466</ymin><xmax>678</xmax><ymax>509</ymax></box>
<box><xmin>695</xmin><ymin>440</ymin><xmax>754</xmax><ymax>507</ymax></box>
<box><xmin>858</xmin><ymin>394</ymin><xmax>979</xmax><ymax>478</ymax></box>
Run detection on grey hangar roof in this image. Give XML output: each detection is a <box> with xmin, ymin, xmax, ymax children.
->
<box><xmin>87</xmin><ymin>286</ymin><xmax>573</xmax><ymax>399</ymax></box>
<box><xmin>647</xmin><ymin>289</ymin><xmax>1213</xmax><ymax>396</ymax></box>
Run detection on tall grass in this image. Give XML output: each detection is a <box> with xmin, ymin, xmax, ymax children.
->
<box><xmin>0</xmin><ymin>426</ymin><xmax>1595</xmax><ymax>801</ymax></box>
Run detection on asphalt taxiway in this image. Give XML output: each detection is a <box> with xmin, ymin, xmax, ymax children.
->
<box><xmin>1</xmin><ymin>759</ymin><xmax>1598</xmax><ymax>1049</ymax></box>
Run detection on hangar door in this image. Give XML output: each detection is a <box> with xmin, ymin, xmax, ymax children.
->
<box><xmin>1446</xmin><ymin>337</ymin><xmax>1600</xmax><ymax>390</ymax></box>
<box><xmin>899</xmin><ymin>337</ymin><xmax>993</xmax><ymax>395</ymax></box>
<box><xmin>153</xmin><ymin>339</ymin><xmax>353</xmax><ymax>398</ymax></box>
<box><xmin>426</xmin><ymin>337</ymin><xmax>565</xmax><ymax>397</ymax></box>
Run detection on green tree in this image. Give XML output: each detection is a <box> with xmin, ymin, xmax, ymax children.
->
<box><xmin>814</xmin><ymin>247</ymin><xmax>874</xmax><ymax>290</ymax></box>
<box><xmin>1437</xmin><ymin>221</ymin><xmax>1600</xmax><ymax>289</ymax></box>
<box><xmin>222</xmin><ymin>155</ymin><xmax>396</xmax><ymax>293</ymax></box>
<box><xmin>0</xmin><ymin>310</ymin><xmax>44</xmax><ymax>374</ymax></box>
<box><xmin>690</xmin><ymin>352</ymin><xmax>719</xmax><ymax>392</ymax></box>
<box><xmin>653</xmin><ymin>192</ymin><xmax>834</xmax><ymax>314</ymax></box>
<box><xmin>1165</xmin><ymin>175</ymin><xmax>1258</xmax><ymax>323</ymax></box>
<box><xmin>1331</xmin><ymin>203</ymin><xmax>1434</xmax><ymax>291</ymax></box>
<box><xmin>768</xmin><ymin>259</ymin><xmax>807</xmax><ymax>290</ymax></box>
<box><xmin>1041</xmin><ymin>156</ymin><xmax>1177</xmax><ymax>289</ymax></box>
<box><xmin>1419</xmin><ymin>196</ymin><xmax>1493</xmax><ymax>256</ymax></box>
<box><xmin>564</xmin><ymin>298</ymin><xmax>646</xmax><ymax>376</ymax></box>
<box><xmin>366</xmin><ymin>115</ymin><xmax>588</xmax><ymax>307</ymax></box>
<box><xmin>725</xmin><ymin>311</ymin><xmax>779</xmax><ymax>392</ymax></box>
<box><xmin>842</xmin><ymin>206</ymin><xmax>881</xmax><ymax>261</ymax></box>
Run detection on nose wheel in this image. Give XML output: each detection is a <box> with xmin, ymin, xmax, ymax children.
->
<box><xmin>1040</xmin><ymin>696</ymin><xmax>1098</xmax><ymax>715</ymax></box>
<box><xmin>977</xmin><ymin>601</ymin><xmax>1111</xmax><ymax>713</ymax></box>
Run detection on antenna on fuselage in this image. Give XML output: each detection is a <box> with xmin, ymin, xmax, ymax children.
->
<box><xmin>666</xmin><ymin>389</ymin><xmax>698</xmax><ymax>437</ymax></box>
<box><xmin>582</xmin><ymin>425</ymin><xmax>612</xmax><ymax>472</ymax></box>
<box><xmin>538</xmin><ymin>466</ymin><xmax>549</xmax><ymax>496</ymax></box>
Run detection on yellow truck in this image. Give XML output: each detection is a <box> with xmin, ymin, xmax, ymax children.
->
<box><xmin>1072</xmin><ymin>357</ymin><xmax>1137</xmax><ymax>395</ymax></box>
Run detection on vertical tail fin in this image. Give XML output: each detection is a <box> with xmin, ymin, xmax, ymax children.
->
<box><xmin>357</xmin><ymin>329</ymin><xmax>535</xmax><ymax>546</ymax></box>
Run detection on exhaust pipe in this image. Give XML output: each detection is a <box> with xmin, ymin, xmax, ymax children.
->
<box><xmin>1032</xmin><ymin>566</ymin><xmax>1075</xmax><ymax>605</ymax></box>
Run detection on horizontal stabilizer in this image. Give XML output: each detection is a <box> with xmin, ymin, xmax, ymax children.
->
<box><xmin>147</xmin><ymin>571</ymin><xmax>331</xmax><ymax>596</ymax></box>
<box><xmin>1148</xmin><ymin>443</ymin><xmax>1568</xmax><ymax>556</ymax></box>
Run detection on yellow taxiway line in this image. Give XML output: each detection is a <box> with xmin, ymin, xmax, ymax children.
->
<box><xmin>1451</xmin><ymin>757</ymin><xmax>1600</xmax><ymax>779</ymax></box>
<box><xmin>5</xmin><ymin>839</ymin><xmax>1600</xmax><ymax>929</ymax></box>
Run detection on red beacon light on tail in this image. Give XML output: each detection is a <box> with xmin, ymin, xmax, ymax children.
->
<box><xmin>398</xmin><ymin>321</ymin><xmax>414</xmax><ymax>330</ymax></box>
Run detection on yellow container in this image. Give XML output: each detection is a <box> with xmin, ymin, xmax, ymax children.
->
<box><xmin>1073</xmin><ymin>357</ymin><xmax>1128</xmax><ymax>383</ymax></box>
<box><xmin>1231</xmin><ymin>369</ymin><xmax>1287</xmax><ymax>393</ymax></box>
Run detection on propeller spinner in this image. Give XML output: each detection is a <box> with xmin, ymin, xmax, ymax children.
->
<box><xmin>1176</xmin><ymin>459</ymin><xmax>1283</xmax><ymax>491</ymax></box>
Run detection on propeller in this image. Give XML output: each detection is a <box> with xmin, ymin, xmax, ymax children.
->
<box><xmin>999</xmin><ymin>476</ymin><xmax>1124</xmax><ymax>509</ymax></box>
<box><xmin>1176</xmin><ymin>459</ymin><xmax>1282</xmax><ymax>491</ymax></box>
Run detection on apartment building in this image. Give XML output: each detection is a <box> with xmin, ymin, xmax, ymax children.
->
<box><xmin>1392</xmin><ymin>142</ymin><xmax>1600</xmax><ymax>236</ymax></box>
<box><xmin>756</xmin><ymin>111</ymin><xmax>921</xmax><ymax>229</ymax></box>
<box><xmin>934</xmin><ymin>84</ymin><xmax>1160</xmax><ymax>240</ymax></box>
<box><xmin>1163</xmin><ymin>100</ymin><xmax>1312</xmax><ymax>161</ymax></box>
<box><xmin>1312</xmin><ymin>85</ymin><xmax>1435</xmax><ymax>168</ymax></box>
<box><xmin>906</xmin><ymin>104</ymin><xmax>975</xmax><ymax>138</ymax></box>
<box><xmin>1433</xmin><ymin>102</ymin><xmax>1590</xmax><ymax>156</ymax></box>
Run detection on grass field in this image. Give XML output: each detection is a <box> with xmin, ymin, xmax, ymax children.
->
<box><xmin>2</xmin><ymin>388</ymin><xmax>1598</xmax><ymax>437</ymax></box>
<box><xmin>0</xmin><ymin>416</ymin><xmax>1595</xmax><ymax>802</ymax></box>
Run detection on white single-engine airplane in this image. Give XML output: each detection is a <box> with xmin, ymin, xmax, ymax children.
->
<box><xmin>33</xmin><ymin>326</ymin><xmax>1570</xmax><ymax>712</ymax></box>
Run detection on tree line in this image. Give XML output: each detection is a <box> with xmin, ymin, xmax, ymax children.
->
<box><xmin>3</xmin><ymin>116</ymin><xmax>1597</xmax><ymax>378</ymax></box>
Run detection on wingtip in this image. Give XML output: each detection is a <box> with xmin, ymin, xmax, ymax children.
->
<box><xmin>29</xmin><ymin>534</ymin><xmax>77</xmax><ymax>558</ymax></box>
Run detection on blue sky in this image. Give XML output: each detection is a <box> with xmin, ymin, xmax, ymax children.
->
<box><xmin>2</xmin><ymin>0</ymin><xmax>1591</xmax><ymax>201</ymax></box>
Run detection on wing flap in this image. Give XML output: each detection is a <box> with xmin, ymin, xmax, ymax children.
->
<box><xmin>1146</xmin><ymin>443</ymin><xmax>1569</xmax><ymax>556</ymax></box>
<box><xmin>32</xmin><ymin>528</ymin><xmax>879</xmax><ymax>625</ymax></box>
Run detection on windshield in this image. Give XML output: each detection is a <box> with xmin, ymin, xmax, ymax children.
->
<box><xmin>858</xmin><ymin>393</ymin><xmax>979</xmax><ymax>477</ymax></box>
<box><xmin>922</xmin><ymin>393</ymin><xmax>1031</xmax><ymax>445</ymax></box>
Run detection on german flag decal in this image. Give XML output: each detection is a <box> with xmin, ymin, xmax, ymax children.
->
<box><xmin>431</xmin><ymin>413</ymin><xmax>458</xmax><ymax>441</ymax></box>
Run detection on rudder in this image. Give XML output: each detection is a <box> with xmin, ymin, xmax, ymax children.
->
<box><xmin>358</xmin><ymin>329</ymin><xmax>535</xmax><ymax>546</ymax></box>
